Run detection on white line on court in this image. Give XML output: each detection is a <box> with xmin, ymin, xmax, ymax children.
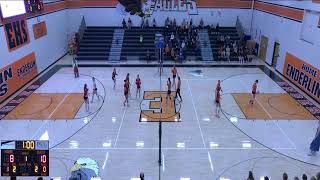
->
<box><xmin>114</xmin><ymin>107</ymin><xmax>127</xmax><ymax>147</ymax></box>
<box><xmin>186</xmin><ymin>80</ymin><xmax>206</xmax><ymax>148</ymax></box>
<box><xmin>272</xmin><ymin>120</ymin><xmax>297</xmax><ymax>149</ymax></box>
<box><xmin>162</xmin><ymin>153</ymin><xmax>165</xmax><ymax>172</ymax></box>
<box><xmin>31</xmin><ymin>83</ymin><xmax>77</xmax><ymax>139</ymax></box>
<box><xmin>255</xmin><ymin>97</ymin><xmax>272</xmax><ymax>119</ymax></box>
<box><xmin>207</xmin><ymin>152</ymin><xmax>214</xmax><ymax>173</ymax></box>
<box><xmin>102</xmin><ymin>152</ymin><xmax>109</xmax><ymax>170</ymax></box>
<box><xmin>52</xmin><ymin>147</ymin><xmax>296</xmax><ymax>150</ymax></box>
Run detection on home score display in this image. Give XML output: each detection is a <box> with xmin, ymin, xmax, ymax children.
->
<box><xmin>1</xmin><ymin>140</ymin><xmax>49</xmax><ymax>176</ymax></box>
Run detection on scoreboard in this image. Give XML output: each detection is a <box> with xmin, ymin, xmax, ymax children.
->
<box><xmin>1</xmin><ymin>140</ymin><xmax>49</xmax><ymax>176</ymax></box>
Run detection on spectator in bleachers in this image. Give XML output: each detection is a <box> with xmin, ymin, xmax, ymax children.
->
<box><xmin>122</xmin><ymin>19</ymin><xmax>127</xmax><ymax>28</ymax></box>
<box><xmin>165</xmin><ymin>17</ymin><xmax>170</xmax><ymax>28</ymax></box>
<box><xmin>264</xmin><ymin>176</ymin><xmax>270</xmax><ymax>180</ymax></box>
<box><xmin>310</xmin><ymin>176</ymin><xmax>316</xmax><ymax>180</ymax></box>
<box><xmin>146</xmin><ymin>50</ymin><xmax>151</xmax><ymax>62</ymax></box>
<box><xmin>152</xmin><ymin>18</ymin><xmax>157</xmax><ymax>28</ymax></box>
<box><xmin>199</xmin><ymin>18</ymin><xmax>204</xmax><ymax>29</ymax></box>
<box><xmin>128</xmin><ymin>18</ymin><xmax>132</xmax><ymax>29</ymax></box>
<box><xmin>173</xmin><ymin>18</ymin><xmax>177</xmax><ymax>28</ymax></box>
<box><xmin>190</xmin><ymin>18</ymin><xmax>193</xmax><ymax>27</ymax></box>
<box><xmin>294</xmin><ymin>177</ymin><xmax>300</xmax><ymax>180</ymax></box>
<box><xmin>247</xmin><ymin>171</ymin><xmax>254</xmax><ymax>180</ymax></box>
<box><xmin>140</xmin><ymin>35</ymin><xmax>143</xmax><ymax>44</ymax></box>
<box><xmin>316</xmin><ymin>172</ymin><xmax>320</xmax><ymax>179</ymax></box>
<box><xmin>283</xmin><ymin>173</ymin><xmax>288</xmax><ymax>180</ymax></box>
<box><xmin>140</xmin><ymin>17</ymin><xmax>145</xmax><ymax>28</ymax></box>
<box><xmin>145</xmin><ymin>18</ymin><xmax>149</xmax><ymax>28</ymax></box>
<box><xmin>302</xmin><ymin>174</ymin><xmax>308</xmax><ymax>180</ymax></box>
<box><xmin>226</xmin><ymin>45</ymin><xmax>230</xmax><ymax>61</ymax></box>
<box><xmin>165</xmin><ymin>44</ymin><xmax>171</xmax><ymax>56</ymax></box>
<box><xmin>140</xmin><ymin>172</ymin><xmax>144</xmax><ymax>180</ymax></box>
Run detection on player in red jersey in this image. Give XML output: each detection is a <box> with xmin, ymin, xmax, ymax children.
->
<box><xmin>123</xmin><ymin>80</ymin><xmax>129</xmax><ymax>106</ymax></box>
<box><xmin>83</xmin><ymin>84</ymin><xmax>89</xmax><ymax>112</ymax></box>
<box><xmin>112</xmin><ymin>68</ymin><xmax>118</xmax><ymax>89</ymax></box>
<box><xmin>215</xmin><ymin>80</ymin><xmax>223</xmax><ymax>118</ymax></box>
<box><xmin>136</xmin><ymin>74</ymin><xmax>142</xmax><ymax>99</ymax></box>
<box><xmin>249</xmin><ymin>80</ymin><xmax>259</xmax><ymax>106</ymax></box>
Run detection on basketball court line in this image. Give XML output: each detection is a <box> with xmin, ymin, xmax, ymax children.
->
<box><xmin>31</xmin><ymin>83</ymin><xmax>78</xmax><ymax>139</ymax></box>
<box><xmin>256</xmin><ymin>97</ymin><xmax>273</xmax><ymax>119</ymax></box>
<box><xmin>51</xmin><ymin>147</ymin><xmax>296</xmax><ymax>150</ymax></box>
<box><xmin>186</xmin><ymin>80</ymin><xmax>206</xmax><ymax>148</ymax></box>
<box><xmin>114</xmin><ymin>106</ymin><xmax>127</xmax><ymax>147</ymax></box>
<box><xmin>208</xmin><ymin>151</ymin><xmax>214</xmax><ymax>173</ymax></box>
<box><xmin>272</xmin><ymin>120</ymin><xmax>297</xmax><ymax>149</ymax></box>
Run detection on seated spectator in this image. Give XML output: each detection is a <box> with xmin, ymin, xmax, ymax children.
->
<box><xmin>170</xmin><ymin>33</ymin><xmax>175</xmax><ymax>42</ymax></box>
<box><xmin>152</xmin><ymin>18</ymin><xmax>157</xmax><ymax>28</ymax></box>
<box><xmin>316</xmin><ymin>172</ymin><xmax>320</xmax><ymax>179</ymax></box>
<box><xmin>216</xmin><ymin>23</ymin><xmax>220</xmax><ymax>33</ymax></box>
<box><xmin>302</xmin><ymin>174</ymin><xmax>307</xmax><ymax>180</ymax></box>
<box><xmin>226</xmin><ymin>46</ymin><xmax>230</xmax><ymax>61</ymax></box>
<box><xmin>173</xmin><ymin>18</ymin><xmax>177</xmax><ymax>28</ymax></box>
<box><xmin>310</xmin><ymin>176</ymin><xmax>316</xmax><ymax>180</ymax></box>
<box><xmin>199</xmin><ymin>18</ymin><xmax>204</xmax><ymax>29</ymax></box>
<box><xmin>247</xmin><ymin>171</ymin><xmax>254</xmax><ymax>180</ymax></box>
<box><xmin>165</xmin><ymin>44</ymin><xmax>171</xmax><ymax>56</ymax></box>
<box><xmin>146</xmin><ymin>50</ymin><xmax>151</xmax><ymax>61</ymax></box>
<box><xmin>190</xmin><ymin>18</ymin><xmax>193</xmax><ymax>27</ymax></box>
<box><xmin>171</xmin><ymin>48</ymin><xmax>175</xmax><ymax>61</ymax></box>
<box><xmin>140</xmin><ymin>172</ymin><xmax>144</xmax><ymax>180</ymax></box>
<box><xmin>264</xmin><ymin>176</ymin><xmax>270</xmax><ymax>180</ymax></box>
<box><xmin>128</xmin><ymin>18</ymin><xmax>132</xmax><ymax>29</ymax></box>
<box><xmin>294</xmin><ymin>177</ymin><xmax>300</xmax><ymax>180</ymax></box>
<box><xmin>140</xmin><ymin>17</ymin><xmax>145</xmax><ymax>28</ymax></box>
<box><xmin>283</xmin><ymin>172</ymin><xmax>288</xmax><ymax>180</ymax></box>
<box><xmin>145</xmin><ymin>18</ymin><xmax>149</xmax><ymax>28</ymax></box>
<box><xmin>122</xmin><ymin>18</ymin><xmax>127</xmax><ymax>28</ymax></box>
<box><xmin>165</xmin><ymin>17</ymin><xmax>170</xmax><ymax>27</ymax></box>
<box><xmin>139</xmin><ymin>35</ymin><xmax>143</xmax><ymax>44</ymax></box>
<box><xmin>181</xmin><ymin>40</ymin><xmax>186</xmax><ymax>49</ymax></box>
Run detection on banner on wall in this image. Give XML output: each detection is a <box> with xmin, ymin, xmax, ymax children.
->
<box><xmin>0</xmin><ymin>53</ymin><xmax>38</xmax><ymax>103</ymax></box>
<box><xmin>283</xmin><ymin>53</ymin><xmax>320</xmax><ymax>102</ymax></box>
<box><xmin>4</xmin><ymin>19</ymin><xmax>30</xmax><ymax>52</ymax></box>
<box><xmin>33</xmin><ymin>21</ymin><xmax>47</xmax><ymax>40</ymax></box>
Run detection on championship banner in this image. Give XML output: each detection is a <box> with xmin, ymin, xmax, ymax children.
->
<box><xmin>283</xmin><ymin>53</ymin><xmax>320</xmax><ymax>102</ymax></box>
<box><xmin>33</xmin><ymin>21</ymin><xmax>47</xmax><ymax>40</ymax></box>
<box><xmin>0</xmin><ymin>53</ymin><xmax>38</xmax><ymax>103</ymax></box>
<box><xmin>4</xmin><ymin>19</ymin><xmax>30</xmax><ymax>52</ymax></box>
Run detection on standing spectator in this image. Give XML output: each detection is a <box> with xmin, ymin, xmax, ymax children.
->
<box><xmin>122</xmin><ymin>18</ymin><xmax>127</xmax><ymax>28</ymax></box>
<box><xmin>128</xmin><ymin>17</ymin><xmax>132</xmax><ymax>29</ymax></box>
<box><xmin>302</xmin><ymin>174</ymin><xmax>308</xmax><ymax>180</ymax></box>
<box><xmin>72</xmin><ymin>58</ymin><xmax>79</xmax><ymax>78</ymax></box>
<box><xmin>283</xmin><ymin>172</ymin><xmax>288</xmax><ymax>180</ymax></box>
<box><xmin>226</xmin><ymin>46</ymin><xmax>231</xmax><ymax>61</ymax></box>
<box><xmin>309</xmin><ymin>121</ymin><xmax>320</xmax><ymax>156</ymax></box>
<box><xmin>247</xmin><ymin>171</ymin><xmax>254</xmax><ymax>180</ymax></box>
<box><xmin>140</xmin><ymin>172</ymin><xmax>144</xmax><ymax>180</ymax></box>
<box><xmin>152</xmin><ymin>18</ymin><xmax>157</xmax><ymax>28</ymax></box>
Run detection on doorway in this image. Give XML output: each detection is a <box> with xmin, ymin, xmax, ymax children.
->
<box><xmin>271</xmin><ymin>42</ymin><xmax>280</xmax><ymax>68</ymax></box>
<box><xmin>258</xmin><ymin>35</ymin><xmax>268</xmax><ymax>61</ymax></box>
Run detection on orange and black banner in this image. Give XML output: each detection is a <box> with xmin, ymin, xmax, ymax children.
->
<box><xmin>0</xmin><ymin>53</ymin><xmax>38</xmax><ymax>103</ymax></box>
<box><xmin>4</xmin><ymin>19</ymin><xmax>30</xmax><ymax>52</ymax></box>
<box><xmin>33</xmin><ymin>21</ymin><xmax>47</xmax><ymax>39</ymax></box>
<box><xmin>283</xmin><ymin>53</ymin><xmax>320</xmax><ymax>102</ymax></box>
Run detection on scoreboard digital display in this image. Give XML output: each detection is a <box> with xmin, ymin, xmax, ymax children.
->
<box><xmin>1</xmin><ymin>140</ymin><xmax>49</xmax><ymax>177</ymax></box>
<box><xmin>25</xmin><ymin>0</ymin><xmax>44</xmax><ymax>13</ymax></box>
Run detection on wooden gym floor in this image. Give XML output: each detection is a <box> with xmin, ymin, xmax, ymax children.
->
<box><xmin>232</xmin><ymin>93</ymin><xmax>316</xmax><ymax>120</ymax></box>
<box><xmin>5</xmin><ymin>93</ymin><xmax>84</xmax><ymax>120</ymax></box>
<box><xmin>140</xmin><ymin>91</ymin><xmax>181</xmax><ymax>122</ymax></box>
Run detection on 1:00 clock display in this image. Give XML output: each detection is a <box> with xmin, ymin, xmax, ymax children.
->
<box><xmin>1</xmin><ymin>140</ymin><xmax>49</xmax><ymax>176</ymax></box>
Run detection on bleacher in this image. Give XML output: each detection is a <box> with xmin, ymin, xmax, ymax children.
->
<box><xmin>121</xmin><ymin>27</ymin><xmax>160</xmax><ymax>61</ymax></box>
<box><xmin>208</xmin><ymin>27</ymin><xmax>241</xmax><ymax>61</ymax></box>
<box><xmin>76</xmin><ymin>27</ymin><xmax>114</xmax><ymax>61</ymax></box>
<box><xmin>76</xmin><ymin>26</ymin><xmax>242</xmax><ymax>62</ymax></box>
